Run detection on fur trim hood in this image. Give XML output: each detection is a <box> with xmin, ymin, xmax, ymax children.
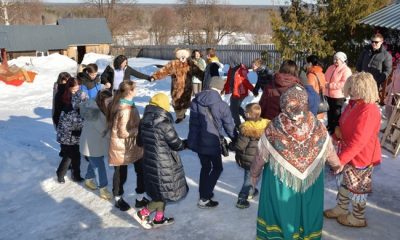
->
<box><xmin>239</xmin><ymin>118</ymin><xmax>270</xmax><ymax>138</ymax></box>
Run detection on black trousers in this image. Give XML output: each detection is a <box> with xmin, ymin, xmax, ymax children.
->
<box><xmin>112</xmin><ymin>158</ymin><xmax>145</xmax><ymax>197</ymax></box>
<box><xmin>57</xmin><ymin>144</ymin><xmax>81</xmax><ymax>179</ymax></box>
<box><xmin>198</xmin><ymin>153</ymin><xmax>223</xmax><ymax>200</ymax></box>
<box><xmin>327</xmin><ymin>97</ymin><xmax>345</xmax><ymax>134</ymax></box>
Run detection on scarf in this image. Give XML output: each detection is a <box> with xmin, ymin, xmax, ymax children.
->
<box><xmin>260</xmin><ymin>85</ymin><xmax>329</xmax><ymax>192</ymax></box>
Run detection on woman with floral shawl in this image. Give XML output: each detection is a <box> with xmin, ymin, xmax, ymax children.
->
<box><xmin>250</xmin><ymin>85</ymin><xmax>341</xmax><ymax>240</ymax></box>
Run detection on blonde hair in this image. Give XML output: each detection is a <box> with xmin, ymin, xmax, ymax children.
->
<box><xmin>252</xmin><ymin>58</ymin><xmax>264</xmax><ymax>68</ymax></box>
<box><xmin>245</xmin><ymin>103</ymin><xmax>262</xmax><ymax>121</ymax></box>
<box><xmin>343</xmin><ymin>72</ymin><xmax>379</xmax><ymax>103</ymax></box>
<box><xmin>106</xmin><ymin>80</ymin><xmax>136</xmax><ymax>130</ymax></box>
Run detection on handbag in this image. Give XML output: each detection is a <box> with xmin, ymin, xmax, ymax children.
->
<box><xmin>205</xmin><ymin>107</ymin><xmax>229</xmax><ymax>157</ymax></box>
<box><xmin>311</xmin><ymin>72</ymin><xmax>329</xmax><ymax>114</ymax></box>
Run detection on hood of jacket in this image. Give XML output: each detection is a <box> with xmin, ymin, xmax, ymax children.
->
<box><xmin>80</xmin><ymin>99</ymin><xmax>101</xmax><ymax>121</ymax></box>
<box><xmin>239</xmin><ymin>119</ymin><xmax>270</xmax><ymax>138</ymax></box>
<box><xmin>274</xmin><ymin>73</ymin><xmax>300</xmax><ymax>88</ymax></box>
<box><xmin>195</xmin><ymin>89</ymin><xmax>223</xmax><ymax>107</ymax></box>
<box><xmin>142</xmin><ymin>104</ymin><xmax>173</xmax><ymax>126</ymax></box>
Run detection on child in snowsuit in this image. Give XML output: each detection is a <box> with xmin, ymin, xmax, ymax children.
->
<box><xmin>235</xmin><ymin>103</ymin><xmax>269</xmax><ymax>208</ymax></box>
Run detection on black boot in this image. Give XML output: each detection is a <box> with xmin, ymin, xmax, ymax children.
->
<box><xmin>115</xmin><ymin>197</ymin><xmax>131</xmax><ymax>211</ymax></box>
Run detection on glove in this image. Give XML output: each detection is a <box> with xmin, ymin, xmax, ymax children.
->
<box><xmin>182</xmin><ymin>139</ymin><xmax>188</xmax><ymax>149</ymax></box>
<box><xmin>228</xmin><ymin>141</ymin><xmax>236</xmax><ymax>152</ymax></box>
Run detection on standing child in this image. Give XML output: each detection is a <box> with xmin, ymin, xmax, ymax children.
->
<box><xmin>234</xmin><ymin>103</ymin><xmax>269</xmax><ymax>208</ymax></box>
<box><xmin>106</xmin><ymin>80</ymin><xmax>148</xmax><ymax>211</ymax></box>
<box><xmin>79</xmin><ymin>90</ymin><xmax>113</xmax><ymax>200</ymax></box>
<box><xmin>134</xmin><ymin>93</ymin><xmax>188</xmax><ymax>229</ymax></box>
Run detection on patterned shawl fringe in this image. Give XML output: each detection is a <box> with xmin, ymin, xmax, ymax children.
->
<box><xmin>265</xmin><ymin>144</ymin><xmax>328</xmax><ymax>193</ymax></box>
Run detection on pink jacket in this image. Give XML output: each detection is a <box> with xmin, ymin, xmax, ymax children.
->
<box><xmin>324</xmin><ymin>64</ymin><xmax>352</xmax><ymax>98</ymax></box>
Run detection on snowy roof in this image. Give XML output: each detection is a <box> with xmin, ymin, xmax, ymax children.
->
<box><xmin>0</xmin><ymin>18</ymin><xmax>112</xmax><ymax>52</ymax></box>
<box><xmin>360</xmin><ymin>2</ymin><xmax>400</xmax><ymax>30</ymax></box>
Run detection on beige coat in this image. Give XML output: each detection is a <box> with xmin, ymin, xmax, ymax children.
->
<box><xmin>108</xmin><ymin>104</ymin><xmax>143</xmax><ymax>166</ymax></box>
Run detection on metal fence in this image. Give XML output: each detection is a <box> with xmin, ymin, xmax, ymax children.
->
<box><xmin>111</xmin><ymin>44</ymin><xmax>307</xmax><ymax>70</ymax></box>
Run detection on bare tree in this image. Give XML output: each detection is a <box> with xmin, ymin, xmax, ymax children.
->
<box><xmin>0</xmin><ymin>0</ymin><xmax>15</xmax><ymax>25</ymax></box>
<box><xmin>86</xmin><ymin>0</ymin><xmax>136</xmax><ymax>19</ymax></box>
<box><xmin>150</xmin><ymin>7</ymin><xmax>179</xmax><ymax>45</ymax></box>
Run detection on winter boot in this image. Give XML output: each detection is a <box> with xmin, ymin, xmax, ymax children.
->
<box><xmin>115</xmin><ymin>197</ymin><xmax>131</xmax><ymax>211</ymax></box>
<box><xmin>85</xmin><ymin>179</ymin><xmax>97</xmax><ymax>190</ymax></box>
<box><xmin>135</xmin><ymin>197</ymin><xmax>150</xmax><ymax>208</ymax></box>
<box><xmin>236</xmin><ymin>198</ymin><xmax>250</xmax><ymax>209</ymax></box>
<box><xmin>324</xmin><ymin>187</ymin><xmax>350</xmax><ymax>219</ymax></box>
<box><xmin>99</xmin><ymin>187</ymin><xmax>112</xmax><ymax>201</ymax></box>
<box><xmin>151</xmin><ymin>217</ymin><xmax>175</xmax><ymax>228</ymax></box>
<box><xmin>337</xmin><ymin>201</ymin><xmax>367</xmax><ymax>227</ymax></box>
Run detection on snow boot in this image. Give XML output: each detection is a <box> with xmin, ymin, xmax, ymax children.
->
<box><xmin>99</xmin><ymin>187</ymin><xmax>112</xmax><ymax>201</ymax></box>
<box><xmin>85</xmin><ymin>179</ymin><xmax>97</xmax><ymax>190</ymax></box>
<box><xmin>337</xmin><ymin>201</ymin><xmax>367</xmax><ymax>227</ymax></box>
<box><xmin>236</xmin><ymin>198</ymin><xmax>250</xmax><ymax>209</ymax></box>
<box><xmin>324</xmin><ymin>186</ymin><xmax>350</xmax><ymax>219</ymax></box>
<box><xmin>115</xmin><ymin>197</ymin><xmax>131</xmax><ymax>211</ymax></box>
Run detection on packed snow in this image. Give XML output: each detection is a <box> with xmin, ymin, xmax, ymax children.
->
<box><xmin>0</xmin><ymin>53</ymin><xmax>399</xmax><ymax>240</ymax></box>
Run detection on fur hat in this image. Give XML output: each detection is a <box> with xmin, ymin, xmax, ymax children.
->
<box><xmin>149</xmin><ymin>93</ymin><xmax>170</xmax><ymax>112</ymax></box>
<box><xmin>209</xmin><ymin>76</ymin><xmax>226</xmax><ymax>91</ymax></box>
<box><xmin>334</xmin><ymin>52</ymin><xmax>347</xmax><ymax>63</ymax></box>
<box><xmin>175</xmin><ymin>49</ymin><xmax>191</xmax><ymax>59</ymax></box>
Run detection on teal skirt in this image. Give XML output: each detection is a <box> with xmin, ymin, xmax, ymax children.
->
<box><xmin>256</xmin><ymin>164</ymin><xmax>324</xmax><ymax>240</ymax></box>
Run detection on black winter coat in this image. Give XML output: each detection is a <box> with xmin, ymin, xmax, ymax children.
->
<box><xmin>234</xmin><ymin>119</ymin><xmax>268</xmax><ymax>170</ymax></box>
<box><xmin>253</xmin><ymin>65</ymin><xmax>274</xmax><ymax>96</ymax></box>
<box><xmin>188</xmin><ymin>89</ymin><xmax>237</xmax><ymax>155</ymax></box>
<box><xmin>138</xmin><ymin>105</ymin><xmax>188</xmax><ymax>202</ymax></box>
<box><xmin>356</xmin><ymin>46</ymin><xmax>393</xmax><ymax>85</ymax></box>
<box><xmin>101</xmin><ymin>65</ymin><xmax>151</xmax><ymax>89</ymax></box>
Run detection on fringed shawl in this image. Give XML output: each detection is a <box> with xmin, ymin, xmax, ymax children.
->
<box><xmin>258</xmin><ymin>85</ymin><xmax>330</xmax><ymax>192</ymax></box>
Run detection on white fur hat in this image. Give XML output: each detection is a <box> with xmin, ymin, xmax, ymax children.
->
<box><xmin>334</xmin><ymin>52</ymin><xmax>347</xmax><ymax>63</ymax></box>
<box><xmin>175</xmin><ymin>49</ymin><xmax>191</xmax><ymax>59</ymax></box>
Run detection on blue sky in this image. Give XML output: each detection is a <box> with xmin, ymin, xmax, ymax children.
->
<box><xmin>43</xmin><ymin>0</ymin><xmax>285</xmax><ymax>5</ymax></box>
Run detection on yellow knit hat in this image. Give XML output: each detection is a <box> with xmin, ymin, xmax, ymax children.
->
<box><xmin>149</xmin><ymin>93</ymin><xmax>170</xmax><ymax>112</ymax></box>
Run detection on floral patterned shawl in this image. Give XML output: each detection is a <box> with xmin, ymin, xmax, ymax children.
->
<box><xmin>259</xmin><ymin>85</ymin><xmax>330</xmax><ymax>192</ymax></box>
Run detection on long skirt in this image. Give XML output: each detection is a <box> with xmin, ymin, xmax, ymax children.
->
<box><xmin>256</xmin><ymin>165</ymin><xmax>324</xmax><ymax>240</ymax></box>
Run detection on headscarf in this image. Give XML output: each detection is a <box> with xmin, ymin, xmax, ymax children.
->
<box><xmin>259</xmin><ymin>85</ymin><xmax>329</xmax><ymax>192</ymax></box>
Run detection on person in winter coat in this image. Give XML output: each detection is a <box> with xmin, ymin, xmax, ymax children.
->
<box><xmin>203</xmin><ymin>47</ymin><xmax>223</xmax><ymax>90</ymax></box>
<box><xmin>134</xmin><ymin>93</ymin><xmax>188</xmax><ymax>229</ymax></box>
<box><xmin>234</xmin><ymin>103</ymin><xmax>270</xmax><ymax>209</ymax></box>
<box><xmin>223</xmin><ymin>54</ymin><xmax>254</xmax><ymax>128</ymax></box>
<box><xmin>191</xmin><ymin>49</ymin><xmax>206</xmax><ymax>95</ymax></box>
<box><xmin>53</xmin><ymin>77</ymin><xmax>87</xmax><ymax>183</ymax></box>
<box><xmin>356</xmin><ymin>33</ymin><xmax>392</xmax><ymax>89</ymax></box>
<box><xmin>259</xmin><ymin>60</ymin><xmax>301</xmax><ymax>120</ymax></box>
<box><xmin>324</xmin><ymin>72</ymin><xmax>381</xmax><ymax>228</ymax></box>
<box><xmin>79</xmin><ymin>64</ymin><xmax>103</xmax><ymax>100</ymax></box>
<box><xmin>106</xmin><ymin>80</ymin><xmax>147</xmax><ymax>211</ymax></box>
<box><xmin>325</xmin><ymin>52</ymin><xmax>352</xmax><ymax>134</ymax></box>
<box><xmin>52</xmin><ymin>72</ymin><xmax>71</xmax><ymax>128</ymax></box>
<box><xmin>151</xmin><ymin>49</ymin><xmax>204</xmax><ymax>124</ymax></box>
<box><xmin>251</xmin><ymin>58</ymin><xmax>274</xmax><ymax>97</ymax></box>
<box><xmin>251</xmin><ymin>85</ymin><xmax>341</xmax><ymax>240</ymax></box>
<box><xmin>384</xmin><ymin>59</ymin><xmax>400</xmax><ymax>118</ymax></box>
<box><xmin>306</xmin><ymin>55</ymin><xmax>326</xmax><ymax>119</ymax></box>
<box><xmin>188</xmin><ymin>76</ymin><xmax>237</xmax><ymax>209</ymax></box>
<box><xmin>79</xmin><ymin>90</ymin><xmax>113</xmax><ymax>200</ymax></box>
<box><xmin>101</xmin><ymin>55</ymin><xmax>152</xmax><ymax>91</ymax></box>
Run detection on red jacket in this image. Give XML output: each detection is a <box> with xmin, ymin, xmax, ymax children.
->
<box><xmin>338</xmin><ymin>100</ymin><xmax>381</xmax><ymax>167</ymax></box>
<box><xmin>224</xmin><ymin>64</ymin><xmax>254</xmax><ymax>99</ymax></box>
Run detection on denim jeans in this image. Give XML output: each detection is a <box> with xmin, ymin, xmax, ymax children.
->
<box><xmin>238</xmin><ymin>169</ymin><xmax>255</xmax><ymax>200</ymax></box>
<box><xmin>198</xmin><ymin>153</ymin><xmax>223</xmax><ymax>199</ymax></box>
<box><xmin>85</xmin><ymin>156</ymin><xmax>108</xmax><ymax>188</ymax></box>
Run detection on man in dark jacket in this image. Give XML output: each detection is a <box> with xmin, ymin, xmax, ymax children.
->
<box><xmin>188</xmin><ymin>76</ymin><xmax>237</xmax><ymax>209</ymax></box>
<box><xmin>251</xmin><ymin>58</ymin><xmax>274</xmax><ymax>97</ymax></box>
<box><xmin>356</xmin><ymin>33</ymin><xmax>392</xmax><ymax>88</ymax></box>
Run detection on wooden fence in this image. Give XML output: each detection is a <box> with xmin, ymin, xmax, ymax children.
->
<box><xmin>111</xmin><ymin>44</ymin><xmax>307</xmax><ymax>70</ymax></box>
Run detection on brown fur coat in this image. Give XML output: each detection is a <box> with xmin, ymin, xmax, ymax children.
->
<box><xmin>152</xmin><ymin>59</ymin><xmax>203</xmax><ymax>111</ymax></box>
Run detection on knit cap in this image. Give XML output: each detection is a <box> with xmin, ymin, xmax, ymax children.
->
<box><xmin>149</xmin><ymin>93</ymin><xmax>170</xmax><ymax>112</ymax></box>
<box><xmin>334</xmin><ymin>52</ymin><xmax>347</xmax><ymax>63</ymax></box>
<box><xmin>209</xmin><ymin>76</ymin><xmax>226</xmax><ymax>91</ymax></box>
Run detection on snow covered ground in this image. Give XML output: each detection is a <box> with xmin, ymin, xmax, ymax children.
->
<box><xmin>0</xmin><ymin>53</ymin><xmax>399</xmax><ymax>240</ymax></box>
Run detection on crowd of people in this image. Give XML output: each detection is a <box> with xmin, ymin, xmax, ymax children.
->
<box><xmin>50</xmin><ymin>32</ymin><xmax>397</xmax><ymax>237</ymax></box>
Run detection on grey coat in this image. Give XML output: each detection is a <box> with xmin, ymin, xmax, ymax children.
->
<box><xmin>79</xmin><ymin>100</ymin><xmax>109</xmax><ymax>157</ymax></box>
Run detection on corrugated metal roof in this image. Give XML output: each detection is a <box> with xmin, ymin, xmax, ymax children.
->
<box><xmin>57</xmin><ymin>18</ymin><xmax>112</xmax><ymax>45</ymax></box>
<box><xmin>0</xmin><ymin>32</ymin><xmax>11</xmax><ymax>49</ymax></box>
<box><xmin>0</xmin><ymin>25</ymin><xmax>68</xmax><ymax>52</ymax></box>
<box><xmin>360</xmin><ymin>3</ymin><xmax>400</xmax><ymax>30</ymax></box>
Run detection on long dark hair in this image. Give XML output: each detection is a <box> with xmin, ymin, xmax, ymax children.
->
<box><xmin>96</xmin><ymin>90</ymin><xmax>113</xmax><ymax>115</ymax></box>
<box><xmin>56</xmin><ymin>72</ymin><xmax>71</xmax><ymax>85</ymax></box>
<box><xmin>83</xmin><ymin>63</ymin><xmax>98</xmax><ymax>74</ymax></box>
<box><xmin>113</xmin><ymin>55</ymin><xmax>128</xmax><ymax>70</ymax></box>
<box><xmin>306</xmin><ymin>55</ymin><xmax>322</xmax><ymax>67</ymax></box>
<box><xmin>106</xmin><ymin>80</ymin><xmax>136</xmax><ymax>130</ymax></box>
<box><xmin>61</xmin><ymin>77</ymin><xmax>79</xmax><ymax>105</ymax></box>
